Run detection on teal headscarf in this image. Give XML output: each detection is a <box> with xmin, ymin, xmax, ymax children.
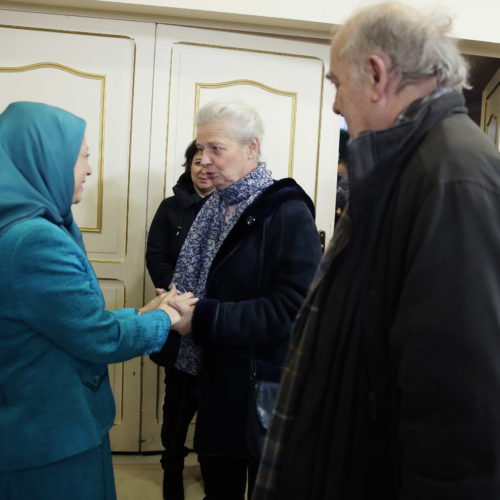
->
<box><xmin>0</xmin><ymin>101</ymin><xmax>86</xmax><ymax>250</ymax></box>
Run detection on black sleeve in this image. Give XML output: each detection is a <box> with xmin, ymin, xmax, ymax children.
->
<box><xmin>146</xmin><ymin>198</ymin><xmax>176</xmax><ymax>289</ymax></box>
<box><xmin>393</xmin><ymin>179</ymin><xmax>500</xmax><ymax>499</ymax></box>
<box><xmin>192</xmin><ymin>200</ymin><xmax>322</xmax><ymax>346</ymax></box>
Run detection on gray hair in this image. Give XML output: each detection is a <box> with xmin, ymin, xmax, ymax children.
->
<box><xmin>196</xmin><ymin>99</ymin><xmax>264</xmax><ymax>152</ymax></box>
<box><xmin>335</xmin><ymin>2</ymin><xmax>470</xmax><ymax>92</ymax></box>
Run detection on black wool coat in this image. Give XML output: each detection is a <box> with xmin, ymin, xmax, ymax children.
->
<box><xmin>191</xmin><ymin>178</ymin><xmax>322</xmax><ymax>457</ymax></box>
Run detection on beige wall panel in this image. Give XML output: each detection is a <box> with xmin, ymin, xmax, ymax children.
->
<box><xmin>100</xmin><ymin>279</ymin><xmax>126</xmax><ymax>424</ymax></box>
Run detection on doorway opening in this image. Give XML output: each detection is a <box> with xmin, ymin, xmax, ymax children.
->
<box><xmin>463</xmin><ymin>53</ymin><xmax>499</xmax><ymax>126</ymax></box>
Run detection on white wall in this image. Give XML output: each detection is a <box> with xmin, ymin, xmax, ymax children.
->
<box><xmin>99</xmin><ymin>0</ymin><xmax>500</xmax><ymax>44</ymax></box>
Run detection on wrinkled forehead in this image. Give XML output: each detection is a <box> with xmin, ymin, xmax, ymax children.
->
<box><xmin>197</xmin><ymin>117</ymin><xmax>240</xmax><ymax>144</ymax></box>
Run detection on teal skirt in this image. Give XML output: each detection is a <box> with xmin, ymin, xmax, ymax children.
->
<box><xmin>0</xmin><ymin>434</ymin><xmax>116</xmax><ymax>500</ymax></box>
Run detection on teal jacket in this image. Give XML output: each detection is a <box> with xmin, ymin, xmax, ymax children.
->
<box><xmin>0</xmin><ymin>217</ymin><xmax>170</xmax><ymax>471</ymax></box>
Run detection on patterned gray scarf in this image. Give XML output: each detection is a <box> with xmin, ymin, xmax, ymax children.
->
<box><xmin>171</xmin><ymin>162</ymin><xmax>274</xmax><ymax>375</ymax></box>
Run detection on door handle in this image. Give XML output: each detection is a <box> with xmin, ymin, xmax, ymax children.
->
<box><xmin>318</xmin><ymin>230</ymin><xmax>326</xmax><ymax>253</ymax></box>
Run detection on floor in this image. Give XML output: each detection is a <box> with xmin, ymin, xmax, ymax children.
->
<box><xmin>113</xmin><ymin>452</ymin><xmax>204</xmax><ymax>500</ymax></box>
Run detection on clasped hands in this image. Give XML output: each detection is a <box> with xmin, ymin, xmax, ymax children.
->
<box><xmin>139</xmin><ymin>284</ymin><xmax>196</xmax><ymax>335</ymax></box>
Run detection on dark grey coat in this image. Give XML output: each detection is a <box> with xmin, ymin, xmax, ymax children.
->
<box><xmin>272</xmin><ymin>91</ymin><xmax>500</xmax><ymax>500</ymax></box>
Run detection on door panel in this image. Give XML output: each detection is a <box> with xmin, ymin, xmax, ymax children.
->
<box><xmin>0</xmin><ymin>25</ymin><xmax>133</xmax><ymax>262</ymax></box>
<box><xmin>0</xmin><ymin>10</ymin><xmax>157</xmax><ymax>451</ymax></box>
<box><xmin>100</xmin><ymin>280</ymin><xmax>127</xmax><ymax>431</ymax></box>
<box><xmin>142</xmin><ymin>23</ymin><xmax>339</xmax><ymax>451</ymax></box>
<box><xmin>167</xmin><ymin>42</ymin><xmax>324</xmax><ymax>196</ymax></box>
<box><xmin>482</xmin><ymin>67</ymin><xmax>500</xmax><ymax>149</ymax></box>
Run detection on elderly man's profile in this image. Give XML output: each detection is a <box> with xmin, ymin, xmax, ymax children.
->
<box><xmin>253</xmin><ymin>3</ymin><xmax>500</xmax><ymax>500</ymax></box>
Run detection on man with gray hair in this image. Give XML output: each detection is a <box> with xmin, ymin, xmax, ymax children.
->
<box><xmin>253</xmin><ymin>3</ymin><xmax>500</xmax><ymax>499</ymax></box>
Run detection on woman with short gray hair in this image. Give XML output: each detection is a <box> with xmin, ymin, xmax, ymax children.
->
<box><xmin>170</xmin><ymin>99</ymin><xmax>322</xmax><ymax>499</ymax></box>
<box><xmin>196</xmin><ymin>99</ymin><xmax>264</xmax><ymax>152</ymax></box>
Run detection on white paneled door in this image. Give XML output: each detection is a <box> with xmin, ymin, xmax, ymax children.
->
<box><xmin>142</xmin><ymin>23</ymin><xmax>339</xmax><ymax>451</ymax></box>
<box><xmin>1</xmin><ymin>9</ymin><xmax>340</xmax><ymax>452</ymax></box>
<box><xmin>0</xmin><ymin>9</ymin><xmax>157</xmax><ymax>451</ymax></box>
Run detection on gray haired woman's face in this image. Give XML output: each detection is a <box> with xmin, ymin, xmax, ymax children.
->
<box><xmin>196</xmin><ymin>119</ymin><xmax>259</xmax><ymax>190</ymax></box>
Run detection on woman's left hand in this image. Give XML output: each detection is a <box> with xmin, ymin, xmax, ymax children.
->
<box><xmin>167</xmin><ymin>297</ymin><xmax>195</xmax><ymax>335</ymax></box>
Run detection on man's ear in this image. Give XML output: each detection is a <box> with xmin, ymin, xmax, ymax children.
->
<box><xmin>366</xmin><ymin>53</ymin><xmax>391</xmax><ymax>102</ymax></box>
<box><xmin>247</xmin><ymin>138</ymin><xmax>259</xmax><ymax>159</ymax></box>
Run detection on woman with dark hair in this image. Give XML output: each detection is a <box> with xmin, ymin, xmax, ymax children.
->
<box><xmin>147</xmin><ymin>140</ymin><xmax>214</xmax><ymax>288</ymax></box>
<box><xmin>146</xmin><ymin>139</ymin><xmax>214</xmax><ymax>500</ymax></box>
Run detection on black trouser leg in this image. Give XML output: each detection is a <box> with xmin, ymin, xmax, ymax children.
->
<box><xmin>160</xmin><ymin>367</ymin><xmax>197</xmax><ymax>500</ymax></box>
<box><xmin>198</xmin><ymin>455</ymin><xmax>259</xmax><ymax>500</ymax></box>
<box><xmin>246</xmin><ymin>457</ymin><xmax>259</xmax><ymax>500</ymax></box>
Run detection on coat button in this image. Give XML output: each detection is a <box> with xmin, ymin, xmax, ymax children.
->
<box><xmin>246</xmin><ymin>216</ymin><xmax>256</xmax><ymax>225</ymax></box>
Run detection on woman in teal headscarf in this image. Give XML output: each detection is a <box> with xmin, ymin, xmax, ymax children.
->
<box><xmin>0</xmin><ymin>102</ymin><xmax>195</xmax><ymax>500</ymax></box>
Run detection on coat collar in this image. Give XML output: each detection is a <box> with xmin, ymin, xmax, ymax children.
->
<box><xmin>172</xmin><ymin>172</ymin><xmax>203</xmax><ymax>208</ymax></box>
<box><xmin>347</xmin><ymin>91</ymin><xmax>467</xmax><ymax>205</ymax></box>
<box><xmin>211</xmin><ymin>178</ymin><xmax>315</xmax><ymax>268</ymax></box>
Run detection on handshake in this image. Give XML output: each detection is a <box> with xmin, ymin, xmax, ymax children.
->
<box><xmin>138</xmin><ymin>284</ymin><xmax>198</xmax><ymax>335</ymax></box>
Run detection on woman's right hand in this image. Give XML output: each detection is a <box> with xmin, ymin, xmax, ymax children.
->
<box><xmin>166</xmin><ymin>296</ymin><xmax>196</xmax><ymax>335</ymax></box>
<box><xmin>139</xmin><ymin>286</ymin><xmax>198</xmax><ymax>328</ymax></box>
<box><xmin>159</xmin><ymin>290</ymin><xmax>198</xmax><ymax>331</ymax></box>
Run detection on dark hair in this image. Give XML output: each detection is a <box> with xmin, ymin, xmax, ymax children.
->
<box><xmin>183</xmin><ymin>139</ymin><xmax>199</xmax><ymax>174</ymax></box>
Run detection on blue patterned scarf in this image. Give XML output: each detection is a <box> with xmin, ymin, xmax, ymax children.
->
<box><xmin>172</xmin><ymin>162</ymin><xmax>274</xmax><ymax>375</ymax></box>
